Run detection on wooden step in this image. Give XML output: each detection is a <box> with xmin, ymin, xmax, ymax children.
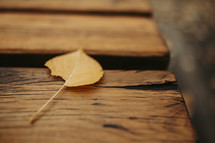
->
<box><xmin>0</xmin><ymin>13</ymin><xmax>167</xmax><ymax>57</ymax></box>
<box><xmin>0</xmin><ymin>13</ymin><xmax>169</xmax><ymax>69</ymax></box>
<box><xmin>0</xmin><ymin>0</ymin><xmax>151</xmax><ymax>14</ymax></box>
<box><xmin>0</xmin><ymin>67</ymin><xmax>196</xmax><ymax>143</ymax></box>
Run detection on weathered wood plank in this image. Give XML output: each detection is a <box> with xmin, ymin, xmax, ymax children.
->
<box><xmin>0</xmin><ymin>13</ymin><xmax>168</xmax><ymax>58</ymax></box>
<box><xmin>0</xmin><ymin>68</ymin><xmax>196</xmax><ymax>143</ymax></box>
<box><xmin>0</xmin><ymin>0</ymin><xmax>151</xmax><ymax>14</ymax></box>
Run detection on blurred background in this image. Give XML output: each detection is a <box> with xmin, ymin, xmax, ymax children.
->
<box><xmin>150</xmin><ymin>0</ymin><xmax>215</xmax><ymax>142</ymax></box>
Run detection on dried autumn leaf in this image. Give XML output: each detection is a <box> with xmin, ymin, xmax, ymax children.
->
<box><xmin>45</xmin><ymin>48</ymin><xmax>104</xmax><ymax>87</ymax></box>
<box><xmin>29</xmin><ymin>49</ymin><xmax>104</xmax><ymax>123</ymax></box>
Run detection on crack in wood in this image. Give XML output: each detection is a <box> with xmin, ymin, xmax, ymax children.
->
<box><xmin>100</xmin><ymin>82</ymin><xmax>178</xmax><ymax>91</ymax></box>
<box><xmin>0</xmin><ymin>8</ymin><xmax>152</xmax><ymax>17</ymax></box>
<box><xmin>92</xmin><ymin>103</ymin><xmax>105</xmax><ymax>106</ymax></box>
<box><xmin>103</xmin><ymin>124</ymin><xmax>129</xmax><ymax>131</ymax></box>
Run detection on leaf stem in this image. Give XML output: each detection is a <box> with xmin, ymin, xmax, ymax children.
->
<box><xmin>29</xmin><ymin>84</ymin><xmax>65</xmax><ymax>124</ymax></box>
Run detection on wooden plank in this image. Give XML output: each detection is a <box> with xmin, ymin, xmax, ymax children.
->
<box><xmin>0</xmin><ymin>68</ymin><xmax>196</xmax><ymax>143</ymax></box>
<box><xmin>0</xmin><ymin>13</ymin><xmax>168</xmax><ymax>58</ymax></box>
<box><xmin>0</xmin><ymin>0</ymin><xmax>151</xmax><ymax>14</ymax></box>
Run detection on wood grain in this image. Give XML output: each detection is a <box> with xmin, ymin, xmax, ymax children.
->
<box><xmin>0</xmin><ymin>68</ymin><xmax>196</xmax><ymax>143</ymax></box>
<box><xmin>0</xmin><ymin>13</ymin><xmax>168</xmax><ymax>58</ymax></box>
<box><xmin>0</xmin><ymin>0</ymin><xmax>151</xmax><ymax>14</ymax></box>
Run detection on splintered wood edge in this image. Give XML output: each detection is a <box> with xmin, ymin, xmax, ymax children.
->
<box><xmin>0</xmin><ymin>68</ymin><xmax>176</xmax><ymax>87</ymax></box>
<box><xmin>98</xmin><ymin>70</ymin><xmax>176</xmax><ymax>87</ymax></box>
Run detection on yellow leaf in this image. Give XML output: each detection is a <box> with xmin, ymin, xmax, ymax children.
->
<box><xmin>45</xmin><ymin>48</ymin><xmax>104</xmax><ymax>87</ymax></box>
<box><xmin>29</xmin><ymin>49</ymin><xmax>104</xmax><ymax>124</ymax></box>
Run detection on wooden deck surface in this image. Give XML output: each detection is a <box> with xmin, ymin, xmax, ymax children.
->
<box><xmin>0</xmin><ymin>68</ymin><xmax>196</xmax><ymax>143</ymax></box>
<box><xmin>0</xmin><ymin>0</ymin><xmax>196</xmax><ymax>142</ymax></box>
